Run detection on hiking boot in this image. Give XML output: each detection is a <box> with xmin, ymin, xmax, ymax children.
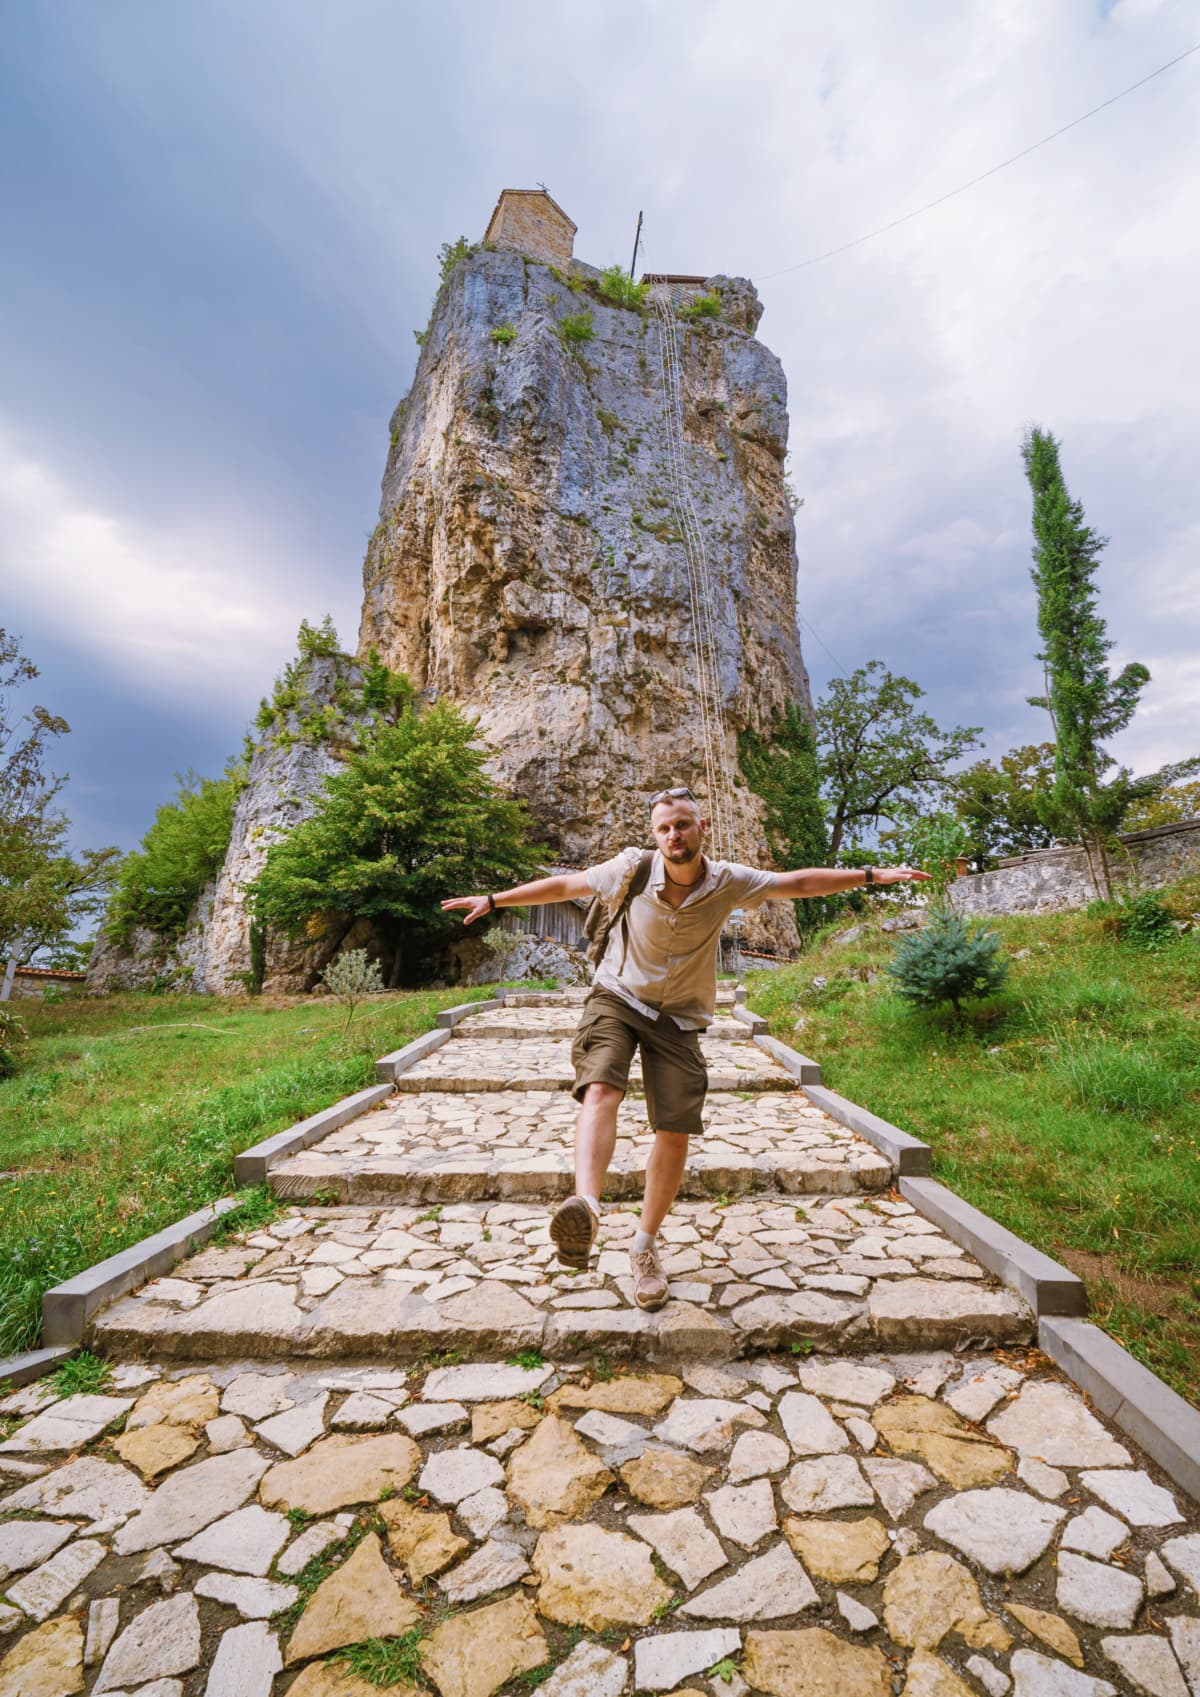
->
<box><xmin>630</xmin><ymin>1243</ymin><xmax>669</xmax><ymax>1311</ymax></box>
<box><xmin>550</xmin><ymin>1196</ymin><xmax>598</xmax><ymax>1269</ymax></box>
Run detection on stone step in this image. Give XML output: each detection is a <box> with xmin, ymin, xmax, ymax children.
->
<box><xmin>87</xmin><ymin>1195</ymin><xmax>1033</xmax><ymax>1364</ymax></box>
<box><xmin>457</xmin><ymin>1010</ymin><xmax>756</xmax><ymax>1042</ymax></box>
<box><xmin>394</xmin><ymin>1037</ymin><xmax>796</xmax><ymax>1096</ymax></box>
<box><xmin>267</xmin><ymin>1090</ymin><xmax>893</xmax><ymax>1206</ymax></box>
<box><xmin>6</xmin><ymin>1344</ymin><xmax>1182</xmax><ymax>1697</ymax></box>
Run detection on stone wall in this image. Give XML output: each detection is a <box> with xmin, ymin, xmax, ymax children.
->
<box><xmin>949</xmin><ymin>819</ymin><xmax>1200</xmax><ymax>917</ymax></box>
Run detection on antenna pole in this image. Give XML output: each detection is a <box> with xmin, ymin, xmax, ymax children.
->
<box><xmin>629</xmin><ymin>211</ymin><xmax>643</xmax><ymax>280</ymax></box>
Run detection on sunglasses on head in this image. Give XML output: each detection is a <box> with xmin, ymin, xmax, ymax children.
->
<box><xmin>649</xmin><ymin>786</ymin><xmax>697</xmax><ymax>810</ymax></box>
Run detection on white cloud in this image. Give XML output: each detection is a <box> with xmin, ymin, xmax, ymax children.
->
<box><xmin>0</xmin><ymin>427</ymin><xmax>360</xmax><ymax>704</ymax></box>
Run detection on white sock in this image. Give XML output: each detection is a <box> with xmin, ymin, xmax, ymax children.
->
<box><xmin>578</xmin><ymin>1194</ymin><xmax>601</xmax><ymax>1218</ymax></box>
<box><xmin>632</xmin><ymin>1229</ymin><xmax>657</xmax><ymax>1253</ymax></box>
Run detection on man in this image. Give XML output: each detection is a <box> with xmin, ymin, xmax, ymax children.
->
<box><xmin>442</xmin><ymin>787</ymin><xmax>929</xmax><ymax>1311</ymax></box>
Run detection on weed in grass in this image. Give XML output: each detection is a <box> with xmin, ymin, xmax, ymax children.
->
<box><xmin>518</xmin><ymin>1391</ymin><xmax>546</xmax><ymax>1411</ymax></box>
<box><xmin>505</xmin><ymin>1665</ymin><xmax>555</xmax><ymax>1692</ymax></box>
<box><xmin>588</xmin><ymin>1352</ymin><xmax>615</xmax><ymax>1384</ymax></box>
<box><xmin>286</xmin><ymin>1506</ymin><xmax>315</xmax><ymax>1531</ymax></box>
<box><xmin>1052</xmin><ymin>1044</ymin><xmax>1181</xmax><ymax>1116</ymax></box>
<box><xmin>708</xmin><ymin>1658</ymin><xmax>740</xmax><ymax>1683</ymax></box>
<box><xmin>788</xmin><ymin>1339</ymin><xmax>816</xmax><ymax>1357</ymax></box>
<box><xmin>334</xmin><ymin>1627</ymin><xmax>426</xmax><ymax>1687</ymax></box>
<box><xmin>417</xmin><ymin>1206</ymin><xmax>443</xmax><ymax>1224</ymax></box>
<box><xmin>50</xmin><ymin>1351</ymin><xmax>113</xmax><ymax>1396</ymax></box>
<box><xmin>650</xmin><ymin>1595</ymin><xmax>679</xmax><ymax>1621</ymax></box>
<box><xmin>507</xmin><ymin>1349</ymin><xmax>545</xmax><ymax>1371</ymax></box>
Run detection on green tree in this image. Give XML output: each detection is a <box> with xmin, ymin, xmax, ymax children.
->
<box><xmin>951</xmin><ymin>742</ymin><xmax>1058</xmax><ymax>869</ymax></box>
<box><xmin>106</xmin><ymin>769</ymin><xmax>242</xmax><ymax>946</ymax></box>
<box><xmin>250</xmin><ymin>703</ymin><xmax>540</xmax><ymax>987</ymax></box>
<box><xmin>1123</xmin><ymin>778</ymin><xmax>1200</xmax><ymax>832</ymax></box>
<box><xmin>816</xmin><ymin>662</ymin><xmax>981</xmax><ymax>862</ymax></box>
<box><xmin>1022</xmin><ymin>427</ymin><xmax>1199</xmax><ymax>894</ymax></box>
<box><xmin>885</xmin><ymin>908</ymin><xmax>1008</xmax><ymax>1018</ymax></box>
<box><xmin>740</xmin><ymin>705</ymin><xmax>828</xmax><ymax>935</ymax></box>
<box><xmin>1</xmin><ymin>630</ymin><xmax>119</xmax><ymax>994</ymax></box>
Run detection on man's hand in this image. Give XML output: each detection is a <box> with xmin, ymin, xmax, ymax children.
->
<box><xmin>441</xmin><ymin>896</ymin><xmax>493</xmax><ymax>926</ymax></box>
<box><xmin>873</xmin><ymin>867</ymin><xmax>932</xmax><ymax>885</ymax></box>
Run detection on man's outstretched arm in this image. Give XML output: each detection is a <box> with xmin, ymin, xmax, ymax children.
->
<box><xmin>442</xmin><ymin>870</ymin><xmax>595</xmax><ymax>927</ymax></box>
<box><xmin>766</xmin><ymin>865</ymin><xmax>931</xmax><ymax>899</ymax></box>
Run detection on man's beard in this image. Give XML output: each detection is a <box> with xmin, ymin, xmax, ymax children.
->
<box><xmin>665</xmin><ymin>843</ymin><xmax>701</xmax><ymax>864</ymax></box>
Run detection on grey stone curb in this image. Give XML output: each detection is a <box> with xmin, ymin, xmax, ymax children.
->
<box><xmin>0</xmin><ymin>1345</ymin><xmax>73</xmax><ymax>1389</ymax></box>
<box><xmin>42</xmin><ymin>1196</ymin><xmax>244</xmax><ymax>1348</ymax></box>
<box><xmin>899</xmin><ymin>1176</ymin><xmax>1087</xmax><ymax>1317</ymax></box>
<box><xmin>802</xmin><ymin>1084</ymin><xmax>932</xmax><ymax>1176</ymax></box>
<box><xmin>732</xmin><ymin>1005</ymin><xmax>767</xmax><ymax>1034</ymax></box>
<box><xmin>437</xmin><ymin>998</ymin><xmax>500</xmax><ymax>1029</ymax></box>
<box><xmin>753</xmin><ymin>1033</ymin><xmax>821</xmax><ymax>1084</ymax></box>
<box><xmin>234</xmin><ymin>1082</ymin><xmax>394</xmax><ymax>1186</ymax></box>
<box><xmin>375</xmin><ymin>1026</ymin><xmax>451</xmax><ymax>1082</ymax></box>
<box><xmin>1039</xmin><ymin>1316</ymin><xmax>1200</xmax><ymax>1504</ymax></box>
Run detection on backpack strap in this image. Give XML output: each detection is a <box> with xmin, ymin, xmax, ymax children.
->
<box><xmin>617</xmin><ymin>849</ymin><xmax>655</xmax><ymax>974</ymax></box>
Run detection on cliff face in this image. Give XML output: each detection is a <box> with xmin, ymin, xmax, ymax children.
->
<box><xmin>359</xmin><ymin>251</ymin><xmax>812</xmax><ymax>948</ymax></box>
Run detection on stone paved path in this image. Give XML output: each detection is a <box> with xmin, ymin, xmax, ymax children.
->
<box><xmin>2</xmin><ymin>991</ymin><xmax>1197</xmax><ymax>1695</ymax></box>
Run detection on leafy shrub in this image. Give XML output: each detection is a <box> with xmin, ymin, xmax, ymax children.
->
<box><xmin>297</xmin><ymin>616</ymin><xmax>340</xmax><ymax>659</ymax></box>
<box><xmin>599</xmin><ymin>265</ymin><xmax>648</xmax><ymax>309</ymax></box>
<box><xmin>682</xmin><ymin>291</ymin><xmax>722</xmax><ymax>320</ymax></box>
<box><xmin>558</xmin><ymin>311</ymin><xmax>595</xmax><ymax>348</ymax></box>
<box><xmin>107</xmin><ymin>769</ymin><xmax>241</xmax><ymax>946</ymax></box>
<box><xmin>490</xmin><ymin>322</ymin><xmax>517</xmax><ymax>345</ymax></box>
<box><xmin>438</xmin><ymin>236</ymin><xmax>473</xmax><ymax>282</ymax></box>
<box><xmin>0</xmin><ymin>1006</ymin><xmax>28</xmax><ymax>1078</ymax></box>
<box><xmin>1120</xmin><ymin>890</ymin><xmax>1176</xmax><ymax>950</ymax></box>
<box><xmin>320</xmin><ymin>947</ymin><xmax>385</xmax><ymax>1030</ymax></box>
<box><xmin>886</xmin><ymin>909</ymin><xmax>1008</xmax><ymax>1015</ymax></box>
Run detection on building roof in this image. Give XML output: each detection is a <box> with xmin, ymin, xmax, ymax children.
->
<box><xmin>640</xmin><ymin>273</ymin><xmax>708</xmax><ymax>284</ymax></box>
<box><xmin>485</xmin><ymin>189</ymin><xmax>578</xmax><ymax>239</ymax></box>
<box><xmin>15</xmin><ymin>966</ymin><xmax>87</xmax><ymax>980</ymax></box>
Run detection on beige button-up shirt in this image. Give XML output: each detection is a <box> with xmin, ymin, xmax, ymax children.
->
<box><xmin>587</xmin><ymin>847</ymin><xmax>776</xmax><ymax>1029</ymax></box>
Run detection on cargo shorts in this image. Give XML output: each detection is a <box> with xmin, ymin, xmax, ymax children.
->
<box><xmin>570</xmin><ymin>987</ymin><xmax>707</xmax><ymax>1135</ymax></box>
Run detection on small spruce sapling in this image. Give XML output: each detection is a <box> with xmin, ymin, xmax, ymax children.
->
<box><xmin>320</xmin><ymin>948</ymin><xmax>385</xmax><ymax>1033</ymax></box>
<box><xmin>885</xmin><ymin>908</ymin><xmax>1008</xmax><ymax>1017</ymax></box>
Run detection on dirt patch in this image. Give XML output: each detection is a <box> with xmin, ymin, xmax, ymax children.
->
<box><xmin>1059</xmin><ymin>1247</ymin><xmax>1189</xmax><ymax>1318</ymax></box>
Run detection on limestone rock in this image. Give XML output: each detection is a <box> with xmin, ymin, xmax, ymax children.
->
<box><xmin>986</xmin><ymin>1381</ymin><xmax>1131</xmax><ymax>1468</ymax></box>
<box><xmin>533</xmin><ymin>1523</ymin><xmax>672</xmax><ymax>1628</ymax></box>
<box><xmin>704</xmin><ymin>1478</ymin><xmax>777</xmax><ymax>1549</ymax></box>
<box><xmin>195</xmin><ymin>1572</ymin><xmax>298</xmax><ymax>1618</ymax></box>
<box><xmin>277</xmin><ymin>1516</ymin><xmax>353</xmax><ymax>1577</ymax></box>
<box><xmin>420</xmin><ymin>1445</ymin><xmax>505</xmax><ymax>1505</ymax></box>
<box><xmin>1017</xmin><ymin>1458</ymin><xmax>1069</xmax><ymax>1499</ymax></box>
<box><xmin>679</xmin><ymin>1540</ymin><xmax>818</xmax><ymax>1621</ymax></box>
<box><xmin>742</xmin><ymin>1627</ymin><xmax>891</xmax><ymax>1697</ymax></box>
<box><xmin>457</xmin><ymin>1486</ymin><xmax>509</xmax><ymax>1541</ymax></box>
<box><xmin>541</xmin><ymin>1641</ymin><xmax>628</xmax><ymax>1697</ymax></box>
<box><xmin>652</xmin><ymin>1397</ymin><xmax>765</xmax><ymax>1453</ymax></box>
<box><xmin>0</xmin><ymin>1521</ymin><xmax>74</xmax><ymax>1585</ymax></box>
<box><xmin>633</xmin><ymin>1629</ymin><xmax>741</xmax><ymax>1693</ymax></box>
<box><xmin>221</xmin><ymin>1372</ymin><xmax>295</xmax><ymax>1421</ymax></box>
<box><xmin>127</xmin><ymin>1375</ymin><xmax>218</xmax><ymax>1431</ymax></box>
<box><xmin>172</xmin><ymin>1504</ymin><xmax>291</xmax><ymax>1575</ymax></box>
<box><xmin>1167</xmin><ymin>1619</ymin><xmax>1200</xmax><ymax>1693</ymax></box>
<box><xmin>1008</xmin><ymin>1605</ymin><xmax>1083</xmax><ymax>1667</ymax></box>
<box><xmin>795</xmin><ymin>1361</ymin><xmax>895</xmax><ymax>1405</ymax></box>
<box><xmin>549</xmin><ymin>1374</ymin><xmax>681</xmax><ymax>1417</ymax></box>
<box><xmin>780</xmin><ymin>1454</ymin><xmax>874</xmax><ymax>1513</ymax></box>
<box><xmin>965</xmin><ymin>1656</ymin><xmax>1011</xmax><ymax>1697</ymax></box>
<box><xmin>1160</xmin><ymin>1533</ymin><xmax>1200</xmax><ymax>1598</ymax></box>
<box><xmin>868</xmin><ymin>1279</ymin><xmax>1030</xmax><ymax>1347</ymax></box>
<box><xmin>113</xmin><ymin>1450</ymin><xmax>268</xmax><ymax>1554</ymax></box>
<box><xmin>626</xmin><ymin>1507</ymin><xmax>728</xmax><ymax>1588</ymax></box>
<box><xmin>382</xmin><ymin>1499</ymin><xmax>469</xmax><ymax>1582</ymax></box>
<box><xmin>882</xmin><ymin>1551</ymin><xmax>1011</xmax><ymax>1652</ymax></box>
<box><xmin>255</xmin><ymin>1393</ymin><xmax>329</xmax><ymax>1457</ymax></box>
<box><xmin>728</xmin><ymin>1429</ymin><xmax>790</xmax><ymax>1482</ymax></box>
<box><xmin>1145</xmin><ymin>1552</ymin><xmax>1176</xmax><ymax>1597</ymax></box>
<box><xmin>902</xmin><ymin>1652</ymin><xmax>976</xmax><ymax>1696</ymax></box>
<box><xmin>84</xmin><ymin>1598</ymin><xmax>120</xmax><ymax>1667</ymax></box>
<box><xmin>0</xmin><ymin>1456</ymin><xmax>149</xmax><ymax>1530</ymax></box>
<box><xmin>471</xmin><ymin>1400</ymin><xmax>543</xmax><ymax>1443</ymax></box>
<box><xmin>112</xmin><ymin>1423</ymin><xmax>200</xmax><ymax>1478</ymax></box>
<box><xmin>421</xmin><ymin>1593</ymin><xmax>549</xmax><ymax>1697</ymax></box>
<box><xmin>93</xmin><ymin>1593</ymin><xmax>201</xmax><ymax>1692</ymax></box>
<box><xmin>874</xmin><ymin>1396</ymin><xmax>1011</xmax><ymax>1489</ymax></box>
<box><xmin>202</xmin><ymin>1620</ymin><xmax>283</xmax><ymax>1696</ymax></box>
<box><xmin>285</xmin><ymin>1532</ymin><xmax>420</xmax><ymax>1664</ymax></box>
<box><xmin>0</xmin><ymin>1393</ymin><xmax>132</xmax><ymax>1455</ymax></box>
<box><xmin>1008</xmin><ymin>1649</ymin><xmax>1117</xmax><ymax>1695</ymax></box>
<box><xmin>0</xmin><ymin>1615</ymin><xmax>85</xmax><ymax>1697</ymax></box>
<box><xmin>837</xmin><ymin>1592</ymin><xmax>880</xmax><ymax>1633</ymax></box>
<box><xmin>863</xmin><ymin>1457</ymin><xmax>938</xmax><ymax>1520</ymax></box>
<box><xmin>260</xmin><ymin>1432</ymin><xmax>420</xmax><ymax>1514</ymax></box>
<box><xmin>619</xmin><ymin>1446</ymin><xmax>711</xmax><ymax>1509</ymax></box>
<box><xmin>777</xmin><ymin>1391</ymin><xmax>849</xmax><ymax>1455</ymax></box>
<box><xmin>206</xmin><ymin>1414</ymin><xmax>250</xmax><ymax>1453</ymax></box>
<box><xmin>1055</xmin><ymin>1552</ymin><xmax>1144</xmax><ymax>1629</ymax></box>
<box><xmin>1080</xmin><ymin>1469</ymin><xmax>1182</xmax><ymax>1528</ymax></box>
<box><xmin>507</xmin><ymin>1415</ymin><xmax>613</xmax><ymax>1528</ymax></box>
<box><xmin>6</xmin><ymin>1540</ymin><xmax>105</xmax><ymax>1622</ymax></box>
<box><xmin>423</xmin><ymin>1363</ymin><xmax>551</xmax><ymax>1402</ymax></box>
<box><xmin>439</xmin><ymin>1538</ymin><xmax>530</xmax><ymax>1604</ymax></box>
<box><xmin>1061</xmin><ymin>1506</ymin><xmax>1128</xmax><ymax>1559</ymax></box>
<box><xmin>783</xmin><ymin>1515</ymin><xmax>890</xmax><ymax>1583</ymax></box>
<box><xmin>287</xmin><ymin>1662</ymin><xmax>399</xmax><ymax>1697</ymax></box>
<box><xmin>923</xmin><ymin>1487</ymin><xmax>1065</xmax><ymax>1574</ymax></box>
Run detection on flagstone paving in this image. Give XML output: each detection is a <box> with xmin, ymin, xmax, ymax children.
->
<box><xmin>3</xmin><ymin>991</ymin><xmax>1197</xmax><ymax>1693</ymax></box>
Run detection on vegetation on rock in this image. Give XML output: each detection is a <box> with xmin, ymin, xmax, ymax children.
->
<box><xmin>598</xmin><ymin>264</ymin><xmax>648</xmax><ymax>310</ymax></box>
<box><xmin>250</xmin><ymin>701</ymin><xmax>540</xmax><ymax>985</ymax></box>
<box><xmin>106</xmin><ymin>767</ymin><xmax>242</xmax><ymax>947</ymax></box>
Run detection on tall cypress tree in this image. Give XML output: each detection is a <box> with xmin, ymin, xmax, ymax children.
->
<box><xmin>1022</xmin><ymin>427</ymin><xmax>1151</xmax><ymax>897</ymax></box>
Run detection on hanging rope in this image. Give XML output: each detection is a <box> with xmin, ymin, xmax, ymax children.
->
<box><xmin>650</xmin><ymin>271</ymin><xmax>736</xmax><ymax>860</ymax></box>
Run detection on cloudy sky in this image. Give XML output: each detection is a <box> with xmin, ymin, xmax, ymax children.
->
<box><xmin>2</xmin><ymin>0</ymin><xmax>1197</xmax><ymax>858</ymax></box>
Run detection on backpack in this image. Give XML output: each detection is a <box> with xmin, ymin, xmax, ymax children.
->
<box><xmin>582</xmin><ymin>850</ymin><xmax>654</xmax><ymax>971</ymax></box>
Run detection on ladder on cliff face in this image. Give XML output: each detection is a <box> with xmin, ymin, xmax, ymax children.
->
<box><xmin>653</xmin><ymin>285</ymin><xmax>735</xmax><ymax>859</ymax></box>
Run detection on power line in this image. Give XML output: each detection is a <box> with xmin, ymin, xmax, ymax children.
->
<box><xmin>755</xmin><ymin>42</ymin><xmax>1200</xmax><ymax>283</ymax></box>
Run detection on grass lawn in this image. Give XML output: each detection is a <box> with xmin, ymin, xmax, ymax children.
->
<box><xmin>748</xmin><ymin>876</ymin><xmax>1200</xmax><ymax>1403</ymax></box>
<box><xmin>0</xmin><ymin>985</ymin><xmax>505</xmax><ymax>1358</ymax></box>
